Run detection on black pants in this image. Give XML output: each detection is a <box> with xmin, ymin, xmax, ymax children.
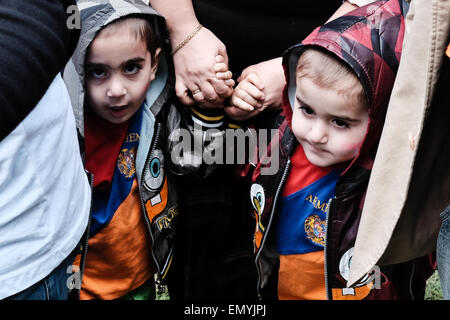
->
<box><xmin>168</xmin><ymin>166</ymin><xmax>258</xmax><ymax>300</ymax></box>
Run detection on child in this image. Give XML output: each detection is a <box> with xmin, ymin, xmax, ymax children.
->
<box><xmin>230</xmin><ymin>0</ymin><xmax>433</xmax><ymax>300</ymax></box>
<box><xmin>63</xmin><ymin>0</ymin><xmax>233</xmax><ymax>300</ymax></box>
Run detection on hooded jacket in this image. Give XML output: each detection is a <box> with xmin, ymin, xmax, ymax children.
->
<box><xmin>242</xmin><ymin>0</ymin><xmax>433</xmax><ymax>300</ymax></box>
<box><xmin>63</xmin><ymin>0</ymin><xmax>180</xmax><ymax>297</ymax></box>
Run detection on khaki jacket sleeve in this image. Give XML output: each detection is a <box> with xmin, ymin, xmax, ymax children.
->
<box><xmin>349</xmin><ymin>0</ymin><xmax>450</xmax><ymax>286</ymax></box>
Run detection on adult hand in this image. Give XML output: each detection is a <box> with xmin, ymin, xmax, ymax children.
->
<box><xmin>148</xmin><ymin>0</ymin><xmax>233</xmax><ymax>108</ymax></box>
<box><xmin>225</xmin><ymin>58</ymin><xmax>286</xmax><ymax>122</ymax></box>
<box><xmin>172</xmin><ymin>26</ymin><xmax>233</xmax><ymax>108</ymax></box>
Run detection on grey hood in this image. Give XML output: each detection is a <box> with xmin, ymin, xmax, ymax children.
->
<box><xmin>63</xmin><ymin>0</ymin><xmax>172</xmax><ymax>137</ymax></box>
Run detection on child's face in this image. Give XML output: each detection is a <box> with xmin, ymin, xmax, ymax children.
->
<box><xmin>291</xmin><ymin>76</ymin><xmax>369</xmax><ymax>167</ymax></box>
<box><xmin>85</xmin><ymin>29</ymin><xmax>159</xmax><ymax>124</ymax></box>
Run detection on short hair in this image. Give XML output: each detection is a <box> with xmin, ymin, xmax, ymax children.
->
<box><xmin>98</xmin><ymin>15</ymin><xmax>159</xmax><ymax>65</ymax></box>
<box><xmin>296</xmin><ymin>47</ymin><xmax>367</xmax><ymax>108</ymax></box>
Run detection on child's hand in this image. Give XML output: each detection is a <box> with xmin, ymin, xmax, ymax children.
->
<box><xmin>224</xmin><ymin>58</ymin><xmax>285</xmax><ymax>122</ymax></box>
<box><xmin>230</xmin><ymin>72</ymin><xmax>265</xmax><ymax>112</ymax></box>
<box><xmin>214</xmin><ymin>55</ymin><xmax>235</xmax><ymax>91</ymax></box>
<box><xmin>224</xmin><ymin>104</ymin><xmax>263</xmax><ymax>122</ymax></box>
<box><xmin>224</xmin><ymin>72</ymin><xmax>265</xmax><ymax>122</ymax></box>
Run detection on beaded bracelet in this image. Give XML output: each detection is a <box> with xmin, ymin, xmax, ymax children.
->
<box><xmin>171</xmin><ymin>24</ymin><xmax>203</xmax><ymax>55</ymax></box>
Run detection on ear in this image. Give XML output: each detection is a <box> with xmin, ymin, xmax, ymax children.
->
<box><xmin>150</xmin><ymin>48</ymin><xmax>162</xmax><ymax>80</ymax></box>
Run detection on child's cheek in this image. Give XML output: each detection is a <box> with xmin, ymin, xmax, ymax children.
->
<box><xmin>141</xmin><ymin>81</ymin><xmax>152</xmax><ymax>96</ymax></box>
<box><xmin>340</xmin><ymin>140</ymin><xmax>364</xmax><ymax>156</ymax></box>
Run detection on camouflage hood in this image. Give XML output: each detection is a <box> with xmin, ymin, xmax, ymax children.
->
<box><xmin>282</xmin><ymin>0</ymin><xmax>406</xmax><ymax>172</ymax></box>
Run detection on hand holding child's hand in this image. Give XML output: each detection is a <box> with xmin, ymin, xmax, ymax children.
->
<box><xmin>171</xmin><ymin>26</ymin><xmax>233</xmax><ymax>109</ymax></box>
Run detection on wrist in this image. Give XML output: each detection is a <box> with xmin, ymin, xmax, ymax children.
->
<box><xmin>150</xmin><ymin>1</ymin><xmax>200</xmax><ymax>45</ymax></box>
<box><xmin>171</xmin><ymin>24</ymin><xmax>203</xmax><ymax>55</ymax></box>
<box><xmin>165</xmin><ymin>15</ymin><xmax>200</xmax><ymax>45</ymax></box>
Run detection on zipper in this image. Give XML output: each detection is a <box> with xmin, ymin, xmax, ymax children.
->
<box><xmin>324</xmin><ymin>196</ymin><xmax>335</xmax><ymax>300</ymax></box>
<box><xmin>138</xmin><ymin>122</ymin><xmax>167</xmax><ymax>290</ymax></box>
<box><xmin>255</xmin><ymin>158</ymin><xmax>291</xmax><ymax>299</ymax></box>
<box><xmin>76</xmin><ymin>171</ymin><xmax>94</xmax><ymax>300</ymax></box>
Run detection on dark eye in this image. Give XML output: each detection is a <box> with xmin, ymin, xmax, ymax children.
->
<box><xmin>333</xmin><ymin>119</ymin><xmax>349</xmax><ymax>128</ymax></box>
<box><xmin>88</xmin><ymin>68</ymin><xmax>106</xmax><ymax>79</ymax></box>
<box><xmin>124</xmin><ymin>64</ymin><xmax>141</xmax><ymax>75</ymax></box>
<box><xmin>300</xmin><ymin>106</ymin><xmax>314</xmax><ymax>116</ymax></box>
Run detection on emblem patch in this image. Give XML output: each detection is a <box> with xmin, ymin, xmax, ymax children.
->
<box><xmin>250</xmin><ymin>184</ymin><xmax>265</xmax><ymax>231</ymax></box>
<box><xmin>332</xmin><ymin>247</ymin><xmax>383</xmax><ymax>300</ymax></box>
<box><xmin>143</xmin><ymin>149</ymin><xmax>165</xmax><ymax>192</ymax></box>
<box><xmin>304</xmin><ymin>214</ymin><xmax>326</xmax><ymax>246</ymax></box>
<box><xmin>250</xmin><ymin>183</ymin><xmax>265</xmax><ymax>249</ymax></box>
<box><xmin>117</xmin><ymin>147</ymin><xmax>136</xmax><ymax>178</ymax></box>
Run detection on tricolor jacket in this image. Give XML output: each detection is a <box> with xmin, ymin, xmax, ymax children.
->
<box><xmin>241</xmin><ymin>0</ymin><xmax>434</xmax><ymax>300</ymax></box>
<box><xmin>63</xmin><ymin>0</ymin><xmax>183</xmax><ymax>294</ymax></box>
<box><xmin>63</xmin><ymin>0</ymin><xmax>228</xmax><ymax>298</ymax></box>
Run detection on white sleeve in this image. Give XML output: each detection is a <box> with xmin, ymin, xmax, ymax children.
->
<box><xmin>345</xmin><ymin>0</ymin><xmax>377</xmax><ymax>6</ymax></box>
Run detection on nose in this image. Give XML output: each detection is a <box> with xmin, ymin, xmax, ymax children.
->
<box><xmin>308</xmin><ymin>121</ymin><xmax>328</xmax><ymax>144</ymax></box>
<box><xmin>106</xmin><ymin>77</ymin><xmax>127</xmax><ymax>98</ymax></box>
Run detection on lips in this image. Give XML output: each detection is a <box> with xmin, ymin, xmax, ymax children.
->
<box><xmin>110</xmin><ymin>105</ymin><xmax>126</xmax><ymax>111</ymax></box>
<box><xmin>310</xmin><ymin>145</ymin><xmax>325</xmax><ymax>153</ymax></box>
<box><xmin>305</xmin><ymin>141</ymin><xmax>327</xmax><ymax>154</ymax></box>
<box><xmin>109</xmin><ymin>105</ymin><xmax>128</xmax><ymax>118</ymax></box>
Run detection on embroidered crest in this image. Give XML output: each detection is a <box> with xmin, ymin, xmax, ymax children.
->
<box><xmin>304</xmin><ymin>214</ymin><xmax>326</xmax><ymax>246</ymax></box>
<box><xmin>117</xmin><ymin>147</ymin><xmax>136</xmax><ymax>178</ymax></box>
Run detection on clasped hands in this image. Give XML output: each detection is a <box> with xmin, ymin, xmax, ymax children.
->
<box><xmin>171</xmin><ymin>26</ymin><xmax>285</xmax><ymax>121</ymax></box>
<box><xmin>181</xmin><ymin>55</ymin><xmax>285</xmax><ymax>122</ymax></box>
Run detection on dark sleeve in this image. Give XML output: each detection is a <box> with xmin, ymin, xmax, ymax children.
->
<box><xmin>0</xmin><ymin>0</ymin><xmax>80</xmax><ymax>141</ymax></box>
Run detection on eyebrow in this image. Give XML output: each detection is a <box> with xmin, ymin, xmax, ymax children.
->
<box><xmin>296</xmin><ymin>96</ymin><xmax>361</xmax><ymax>122</ymax></box>
<box><xmin>85</xmin><ymin>57</ymin><xmax>146</xmax><ymax>68</ymax></box>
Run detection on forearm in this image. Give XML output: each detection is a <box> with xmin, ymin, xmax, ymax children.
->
<box><xmin>150</xmin><ymin>0</ymin><xmax>231</xmax><ymax>108</ymax></box>
<box><xmin>328</xmin><ymin>0</ymin><xmax>378</xmax><ymax>22</ymax></box>
<box><xmin>327</xmin><ymin>1</ymin><xmax>359</xmax><ymax>22</ymax></box>
<box><xmin>149</xmin><ymin>0</ymin><xmax>199</xmax><ymax>46</ymax></box>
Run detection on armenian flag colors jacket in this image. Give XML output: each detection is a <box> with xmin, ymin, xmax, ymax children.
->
<box><xmin>63</xmin><ymin>0</ymin><xmax>181</xmax><ymax>295</ymax></box>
